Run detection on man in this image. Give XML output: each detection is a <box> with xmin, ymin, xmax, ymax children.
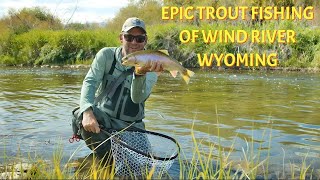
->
<box><xmin>78</xmin><ymin>17</ymin><xmax>163</xmax><ymax>160</ymax></box>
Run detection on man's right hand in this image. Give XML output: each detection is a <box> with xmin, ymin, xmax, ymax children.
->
<box><xmin>82</xmin><ymin>108</ymin><xmax>100</xmax><ymax>133</ymax></box>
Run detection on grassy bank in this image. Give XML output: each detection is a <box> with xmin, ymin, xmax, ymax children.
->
<box><xmin>0</xmin><ymin>29</ymin><xmax>118</xmax><ymax>66</ymax></box>
<box><xmin>0</xmin><ymin>21</ymin><xmax>319</xmax><ymax>69</ymax></box>
<box><xmin>1</xmin><ymin>122</ymin><xmax>318</xmax><ymax>179</ymax></box>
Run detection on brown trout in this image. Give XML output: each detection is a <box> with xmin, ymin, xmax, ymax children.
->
<box><xmin>122</xmin><ymin>50</ymin><xmax>195</xmax><ymax>84</ymax></box>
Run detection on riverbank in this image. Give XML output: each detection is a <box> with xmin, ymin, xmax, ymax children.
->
<box><xmin>0</xmin><ymin>22</ymin><xmax>319</xmax><ymax>69</ymax></box>
<box><xmin>1</xmin><ymin>134</ymin><xmax>319</xmax><ymax>180</ymax></box>
<box><xmin>1</xmin><ymin>64</ymin><xmax>319</xmax><ymax>73</ymax></box>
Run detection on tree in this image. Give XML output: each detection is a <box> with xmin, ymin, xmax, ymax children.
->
<box><xmin>1</xmin><ymin>7</ymin><xmax>63</xmax><ymax>34</ymax></box>
<box><xmin>106</xmin><ymin>0</ymin><xmax>163</xmax><ymax>32</ymax></box>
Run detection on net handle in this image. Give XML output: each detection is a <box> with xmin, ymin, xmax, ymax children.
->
<box><xmin>100</xmin><ymin>128</ymin><xmax>180</xmax><ymax>161</ymax></box>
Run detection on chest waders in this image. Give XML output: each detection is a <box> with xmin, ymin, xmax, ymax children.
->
<box><xmin>76</xmin><ymin>47</ymin><xmax>145</xmax><ymax>160</ymax></box>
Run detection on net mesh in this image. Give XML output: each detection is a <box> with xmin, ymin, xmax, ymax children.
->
<box><xmin>110</xmin><ymin>130</ymin><xmax>179</xmax><ymax>178</ymax></box>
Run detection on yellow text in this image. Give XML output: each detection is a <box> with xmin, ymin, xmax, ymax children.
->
<box><xmin>197</xmin><ymin>53</ymin><xmax>278</xmax><ymax>67</ymax></box>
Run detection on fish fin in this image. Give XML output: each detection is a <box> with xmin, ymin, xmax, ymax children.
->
<box><xmin>169</xmin><ymin>70</ymin><xmax>178</xmax><ymax>78</ymax></box>
<box><xmin>182</xmin><ymin>74</ymin><xmax>190</xmax><ymax>84</ymax></box>
<box><xmin>159</xmin><ymin>50</ymin><xmax>169</xmax><ymax>55</ymax></box>
<box><xmin>182</xmin><ymin>69</ymin><xmax>195</xmax><ymax>84</ymax></box>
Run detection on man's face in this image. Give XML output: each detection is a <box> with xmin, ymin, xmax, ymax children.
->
<box><xmin>120</xmin><ymin>27</ymin><xmax>147</xmax><ymax>56</ymax></box>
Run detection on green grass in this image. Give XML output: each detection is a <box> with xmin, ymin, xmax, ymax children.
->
<box><xmin>0</xmin><ymin>121</ymin><xmax>318</xmax><ymax>179</ymax></box>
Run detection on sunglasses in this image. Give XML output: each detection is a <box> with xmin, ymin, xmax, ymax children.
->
<box><xmin>123</xmin><ymin>34</ymin><xmax>146</xmax><ymax>43</ymax></box>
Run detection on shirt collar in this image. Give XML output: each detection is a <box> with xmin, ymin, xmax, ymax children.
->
<box><xmin>115</xmin><ymin>46</ymin><xmax>133</xmax><ymax>71</ymax></box>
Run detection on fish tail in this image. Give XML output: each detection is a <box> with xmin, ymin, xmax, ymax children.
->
<box><xmin>187</xmin><ymin>69</ymin><xmax>195</xmax><ymax>78</ymax></box>
<box><xmin>182</xmin><ymin>69</ymin><xmax>195</xmax><ymax>84</ymax></box>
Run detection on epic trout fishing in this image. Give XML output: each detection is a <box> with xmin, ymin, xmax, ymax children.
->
<box><xmin>162</xmin><ymin>6</ymin><xmax>314</xmax><ymax>21</ymax></box>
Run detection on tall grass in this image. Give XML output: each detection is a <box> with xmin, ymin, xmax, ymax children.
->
<box><xmin>178</xmin><ymin>114</ymin><xmax>318</xmax><ymax>180</ymax></box>
<box><xmin>0</xmin><ymin>121</ymin><xmax>318</xmax><ymax>179</ymax></box>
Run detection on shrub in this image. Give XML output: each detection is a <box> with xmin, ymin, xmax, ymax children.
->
<box><xmin>0</xmin><ymin>55</ymin><xmax>15</xmax><ymax>65</ymax></box>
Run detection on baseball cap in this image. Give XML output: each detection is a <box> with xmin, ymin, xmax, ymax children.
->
<box><xmin>121</xmin><ymin>17</ymin><xmax>146</xmax><ymax>33</ymax></box>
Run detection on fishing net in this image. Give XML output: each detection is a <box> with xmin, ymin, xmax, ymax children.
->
<box><xmin>109</xmin><ymin>128</ymin><xmax>180</xmax><ymax>178</ymax></box>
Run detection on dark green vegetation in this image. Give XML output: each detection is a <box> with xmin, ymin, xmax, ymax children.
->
<box><xmin>0</xmin><ymin>0</ymin><xmax>319</xmax><ymax>68</ymax></box>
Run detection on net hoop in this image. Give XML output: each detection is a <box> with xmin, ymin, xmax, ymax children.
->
<box><xmin>104</xmin><ymin>128</ymin><xmax>180</xmax><ymax>161</ymax></box>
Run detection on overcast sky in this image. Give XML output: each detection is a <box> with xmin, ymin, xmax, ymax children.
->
<box><xmin>0</xmin><ymin>0</ymin><xmax>130</xmax><ymax>23</ymax></box>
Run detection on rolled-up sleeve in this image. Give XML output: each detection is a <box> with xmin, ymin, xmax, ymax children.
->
<box><xmin>131</xmin><ymin>72</ymin><xmax>157</xmax><ymax>103</ymax></box>
<box><xmin>79</xmin><ymin>49</ymin><xmax>107</xmax><ymax>114</ymax></box>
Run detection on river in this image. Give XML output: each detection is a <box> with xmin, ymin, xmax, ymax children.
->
<box><xmin>0</xmin><ymin>67</ymin><xmax>319</xmax><ymax>178</ymax></box>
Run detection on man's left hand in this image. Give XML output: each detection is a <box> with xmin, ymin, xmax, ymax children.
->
<box><xmin>135</xmin><ymin>60</ymin><xmax>163</xmax><ymax>75</ymax></box>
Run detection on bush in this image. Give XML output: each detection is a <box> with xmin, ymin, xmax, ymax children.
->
<box><xmin>0</xmin><ymin>55</ymin><xmax>15</xmax><ymax>65</ymax></box>
<box><xmin>0</xmin><ymin>29</ymin><xmax>119</xmax><ymax>65</ymax></box>
<box><xmin>311</xmin><ymin>43</ymin><xmax>320</xmax><ymax>68</ymax></box>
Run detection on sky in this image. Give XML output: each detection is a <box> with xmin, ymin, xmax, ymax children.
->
<box><xmin>0</xmin><ymin>0</ymin><xmax>130</xmax><ymax>23</ymax></box>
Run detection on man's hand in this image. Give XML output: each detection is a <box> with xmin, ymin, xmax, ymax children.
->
<box><xmin>82</xmin><ymin>108</ymin><xmax>100</xmax><ymax>133</ymax></box>
<box><xmin>135</xmin><ymin>60</ymin><xmax>163</xmax><ymax>75</ymax></box>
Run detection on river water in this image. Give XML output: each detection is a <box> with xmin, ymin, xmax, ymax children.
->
<box><xmin>0</xmin><ymin>67</ymin><xmax>319</xmax><ymax>177</ymax></box>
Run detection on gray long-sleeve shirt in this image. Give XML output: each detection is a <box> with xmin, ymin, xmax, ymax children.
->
<box><xmin>79</xmin><ymin>47</ymin><xmax>157</xmax><ymax>122</ymax></box>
